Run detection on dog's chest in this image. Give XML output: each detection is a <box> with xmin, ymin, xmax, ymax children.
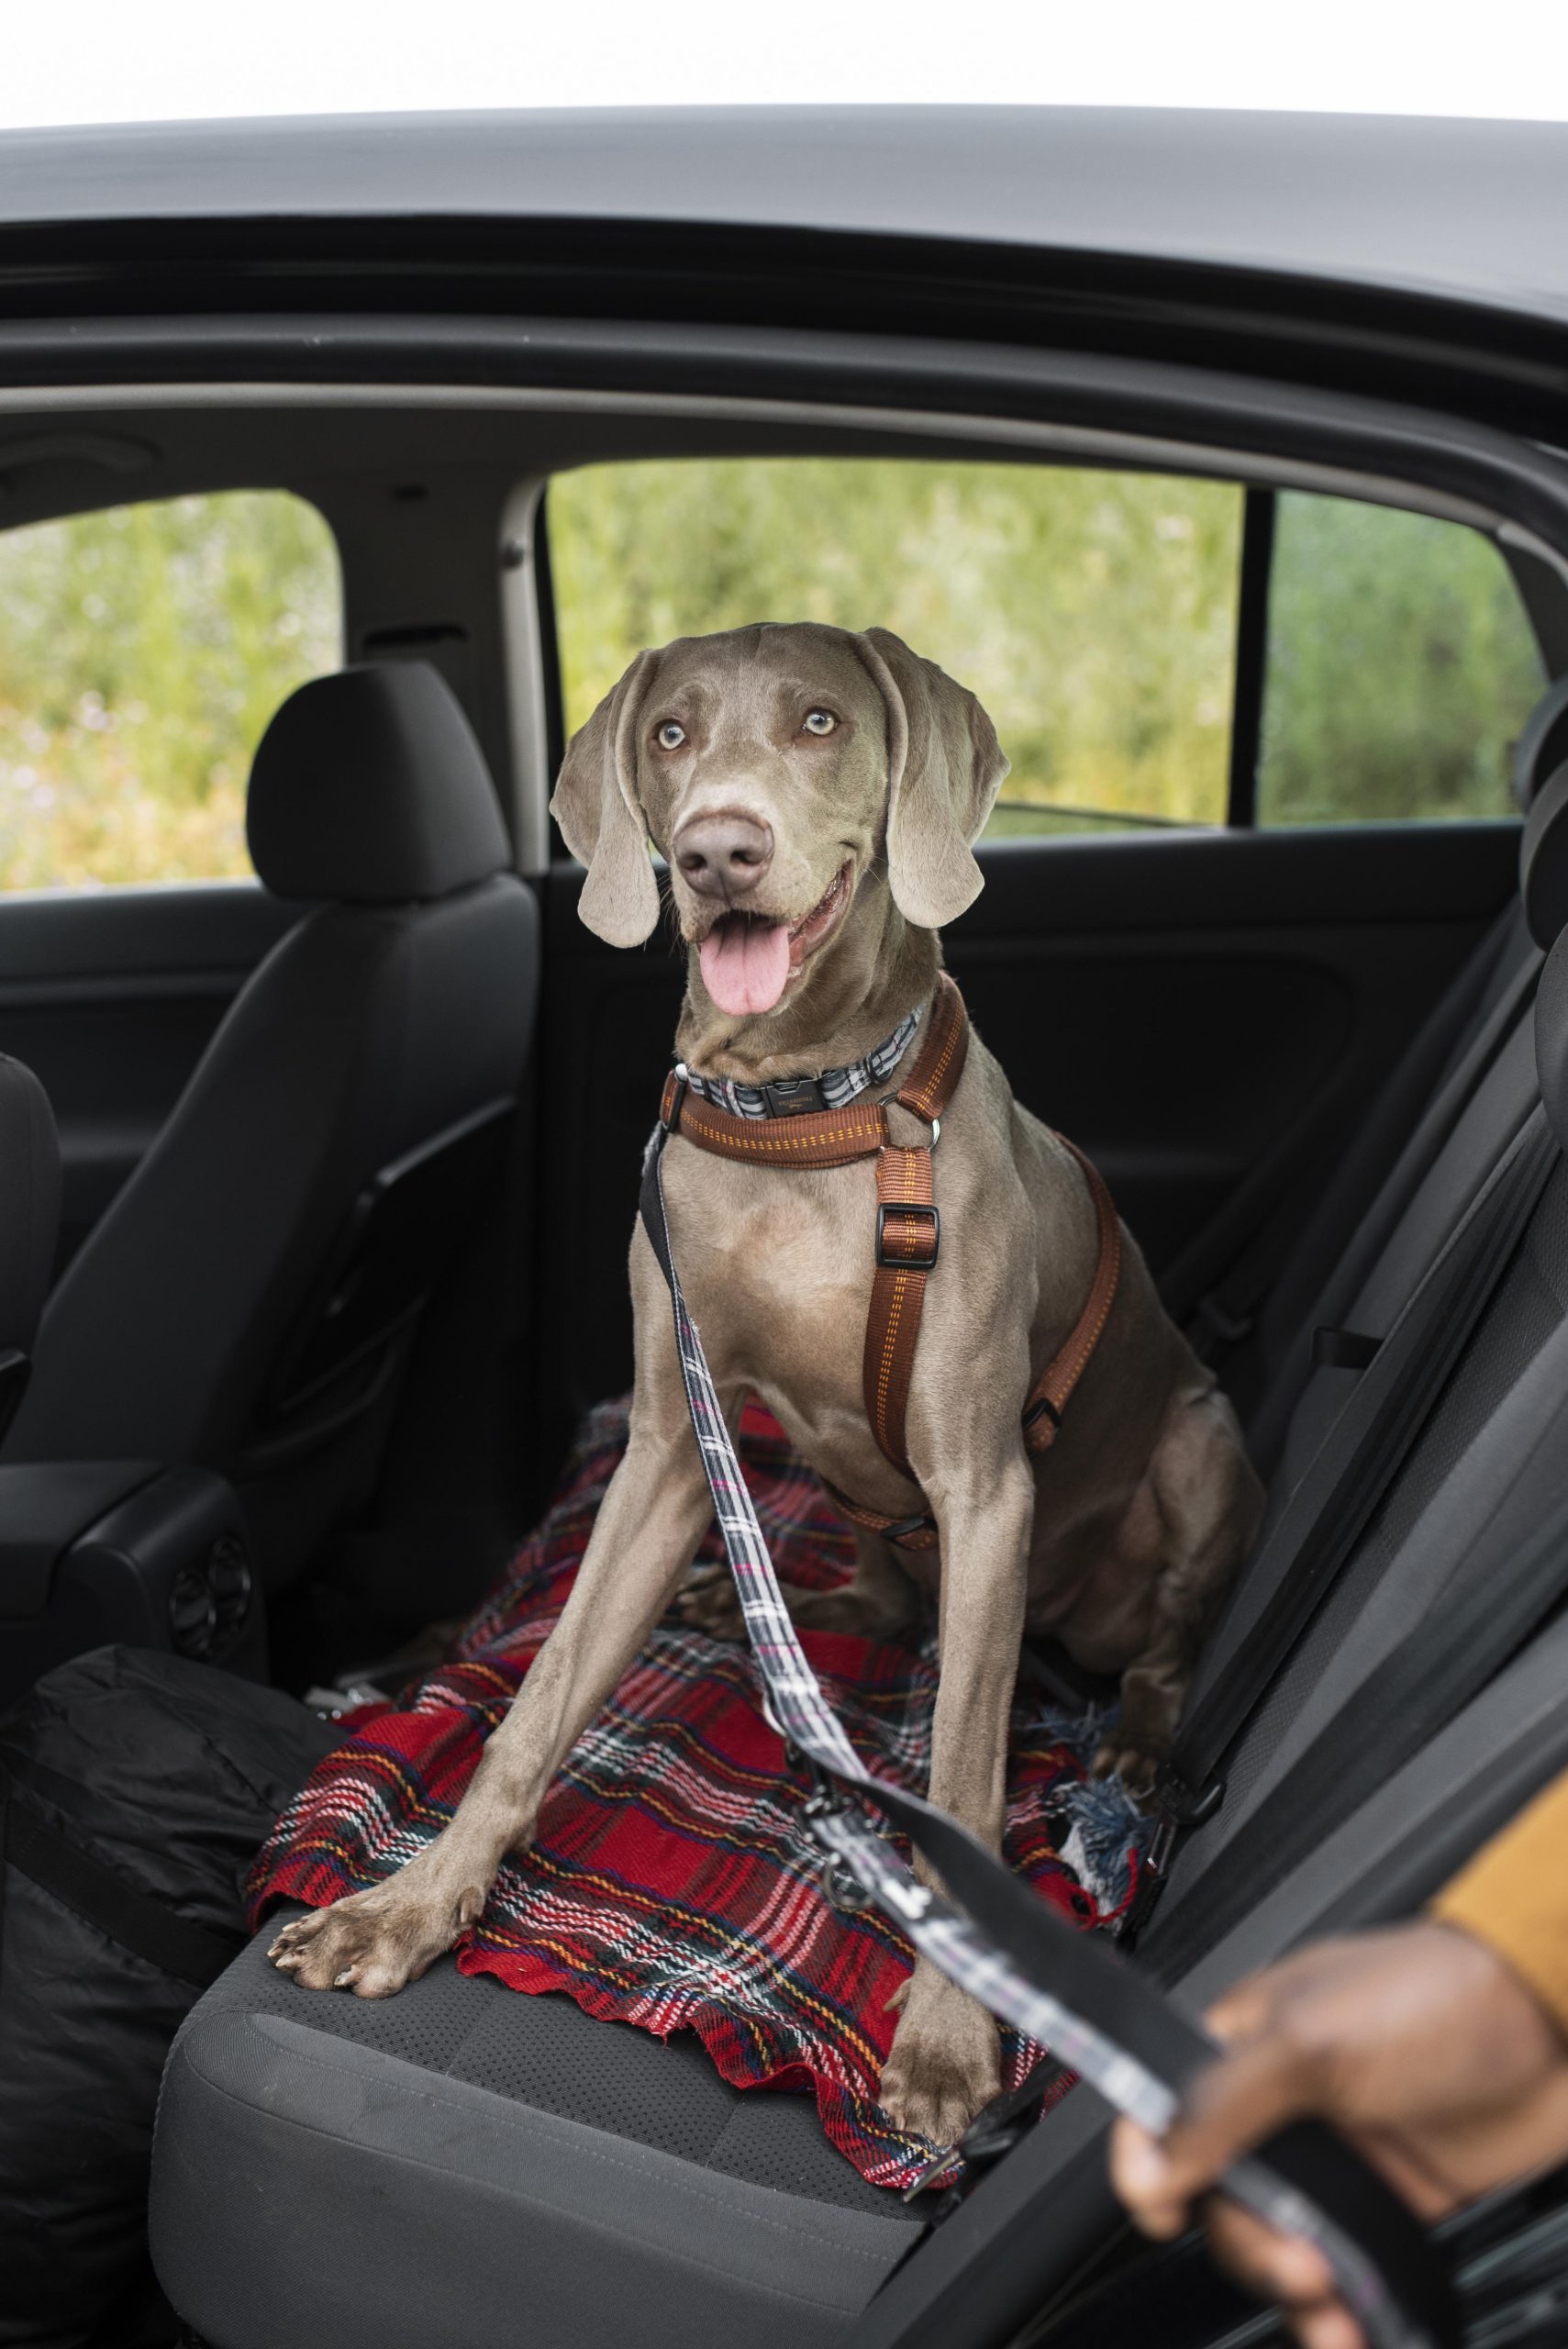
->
<box><xmin>664</xmin><ymin>1157</ymin><xmax>871</xmax><ymax>1411</ymax></box>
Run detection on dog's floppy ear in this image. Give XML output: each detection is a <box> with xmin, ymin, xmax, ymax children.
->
<box><xmin>858</xmin><ymin>628</ymin><xmax>1009</xmax><ymax>930</ymax></box>
<box><xmin>550</xmin><ymin>649</ymin><xmax>661</xmax><ymax>946</ymax></box>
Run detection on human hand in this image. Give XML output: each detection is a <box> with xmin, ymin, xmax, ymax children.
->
<box><xmin>1109</xmin><ymin>1922</ymin><xmax>1568</xmax><ymax>2349</ymax></box>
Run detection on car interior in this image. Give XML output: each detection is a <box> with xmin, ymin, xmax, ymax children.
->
<box><xmin>6</xmin><ymin>365</ymin><xmax>1568</xmax><ymax>2349</ymax></box>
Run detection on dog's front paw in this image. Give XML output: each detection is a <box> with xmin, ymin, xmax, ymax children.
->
<box><xmin>267</xmin><ymin>1867</ymin><xmax>483</xmax><ymax>1998</ymax></box>
<box><xmin>1091</xmin><ymin>1731</ymin><xmax>1165</xmax><ymax>1804</ymax></box>
<box><xmin>877</xmin><ymin>1961</ymin><xmax>1001</xmax><ymax>2149</ymax></box>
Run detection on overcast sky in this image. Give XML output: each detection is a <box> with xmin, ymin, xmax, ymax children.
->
<box><xmin>4</xmin><ymin>0</ymin><xmax>1567</xmax><ymax>128</ymax></box>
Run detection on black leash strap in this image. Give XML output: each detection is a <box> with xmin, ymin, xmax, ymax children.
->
<box><xmin>639</xmin><ymin>1127</ymin><xmax>1458</xmax><ymax>2349</ymax></box>
<box><xmin>0</xmin><ymin>1765</ymin><xmax>238</xmax><ymax>1990</ymax></box>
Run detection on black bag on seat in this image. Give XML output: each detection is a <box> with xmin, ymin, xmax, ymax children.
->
<box><xmin>0</xmin><ymin>1645</ymin><xmax>335</xmax><ymax>2347</ymax></box>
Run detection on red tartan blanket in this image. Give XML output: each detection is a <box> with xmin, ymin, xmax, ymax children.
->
<box><xmin>248</xmin><ymin>1398</ymin><xmax>1147</xmax><ymax>2190</ymax></box>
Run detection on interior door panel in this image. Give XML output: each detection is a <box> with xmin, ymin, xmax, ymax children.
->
<box><xmin>535</xmin><ymin>821</ymin><xmax>1520</xmax><ymax>1463</ymax></box>
<box><xmin>0</xmin><ymin>885</ymin><xmax>302</xmax><ymax>1267</ymax></box>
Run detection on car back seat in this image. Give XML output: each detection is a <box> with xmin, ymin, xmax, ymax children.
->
<box><xmin>1194</xmin><ymin>674</ymin><xmax>1568</xmax><ymax>1475</ymax></box>
<box><xmin>1142</xmin><ymin>766</ymin><xmax>1568</xmax><ymax>1955</ymax></box>
<box><xmin>150</xmin><ymin>1920</ymin><xmax>923</xmax><ymax>2349</ymax></box>
<box><xmin>148</xmin><ymin>731</ymin><xmax>1568</xmax><ymax>2349</ymax></box>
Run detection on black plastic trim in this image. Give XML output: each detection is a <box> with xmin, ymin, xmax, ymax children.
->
<box><xmin>1227</xmin><ymin>486</ymin><xmax>1275</xmax><ymax>829</ymax></box>
<box><xmin>0</xmin><ymin>212</ymin><xmax>1564</xmax><ymax>433</ymax></box>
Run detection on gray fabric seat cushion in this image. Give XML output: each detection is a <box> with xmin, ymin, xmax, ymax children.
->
<box><xmin>150</xmin><ymin>1922</ymin><xmax>920</xmax><ymax>2349</ymax></box>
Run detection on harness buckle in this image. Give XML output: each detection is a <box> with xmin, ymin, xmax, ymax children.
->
<box><xmin>662</xmin><ymin>1063</ymin><xmax>689</xmax><ymax>1133</ymax></box>
<box><xmin>761</xmin><ymin>1074</ymin><xmax>828</xmax><ymax>1118</ymax></box>
<box><xmin>876</xmin><ymin>1202</ymin><xmax>940</xmax><ymax>1272</ymax></box>
<box><xmin>882</xmin><ymin>1510</ymin><xmax>940</xmax><ymax>1546</ymax></box>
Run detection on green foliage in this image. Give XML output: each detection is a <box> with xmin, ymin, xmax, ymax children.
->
<box><xmin>550</xmin><ymin>456</ymin><xmax>1548</xmax><ymax>839</ymax></box>
<box><xmin>1259</xmin><ymin>494</ymin><xmax>1545</xmax><ymax>823</ymax></box>
<box><xmin>0</xmin><ymin>464</ymin><xmax>1543</xmax><ymax>895</ymax></box>
<box><xmin>0</xmin><ymin>492</ymin><xmax>340</xmax><ymax>889</ymax></box>
<box><xmin>550</xmin><ymin>458</ymin><xmax>1242</xmax><ymax>830</ymax></box>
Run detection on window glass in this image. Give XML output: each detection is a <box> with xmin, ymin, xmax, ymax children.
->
<box><xmin>549</xmin><ymin>459</ymin><xmax>1242</xmax><ymax>838</ymax></box>
<box><xmin>0</xmin><ymin>492</ymin><xmax>341</xmax><ymax>889</ymax></box>
<box><xmin>1257</xmin><ymin>493</ymin><xmax>1545</xmax><ymax>825</ymax></box>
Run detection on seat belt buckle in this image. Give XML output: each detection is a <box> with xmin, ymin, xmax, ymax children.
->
<box><xmin>1312</xmin><ymin>1324</ymin><xmax>1383</xmax><ymax>1372</ymax></box>
<box><xmin>1136</xmin><ymin>1768</ymin><xmax>1226</xmax><ymax>1910</ymax></box>
<box><xmin>876</xmin><ymin>1201</ymin><xmax>940</xmax><ymax>1271</ymax></box>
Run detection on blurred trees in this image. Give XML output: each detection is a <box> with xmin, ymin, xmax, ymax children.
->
<box><xmin>550</xmin><ymin>458</ymin><xmax>1544</xmax><ymax>839</ymax></box>
<box><xmin>0</xmin><ymin>492</ymin><xmax>339</xmax><ymax>888</ymax></box>
<box><xmin>0</xmin><ymin>462</ymin><xmax>1545</xmax><ymax>891</ymax></box>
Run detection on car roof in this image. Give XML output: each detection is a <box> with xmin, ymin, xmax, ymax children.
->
<box><xmin>1</xmin><ymin>106</ymin><xmax>1566</xmax><ymax>326</ymax></box>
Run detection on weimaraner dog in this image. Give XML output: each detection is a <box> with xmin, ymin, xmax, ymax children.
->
<box><xmin>271</xmin><ymin>623</ymin><xmax>1263</xmax><ymax>2147</ymax></box>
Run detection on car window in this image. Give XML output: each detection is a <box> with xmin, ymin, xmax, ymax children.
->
<box><xmin>547</xmin><ymin>458</ymin><xmax>1242</xmax><ymax>839</ymax></box>
<box><xmin>0</xmin><ymin>491</ymin><xmax>341</xmax><ymax>890</ymax></box>
<box><xmin>1256</xmin><ymin>492</ymin><xmax>1546</xmax><ymax>825</ymax></box>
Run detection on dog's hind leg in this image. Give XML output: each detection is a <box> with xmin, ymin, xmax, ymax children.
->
<box><xmin>784</xmin><ymin>1529</ymin><xmax>921</xmax><ymax>1638</ymax></box>
<box><xmin>1092</xmin><ymin>1382</ymin><xmax>1264</xmax><ymax>1798</ymax></box>
<box><xmin>271</xmin><ymin>1231</ymin><xmax>722</xmax><ymax>1998</ymax></box>
<box><xmin>675</xmin><ymin>1525</ymin><xmax>919</xmax><ymax>1642</ymax></box>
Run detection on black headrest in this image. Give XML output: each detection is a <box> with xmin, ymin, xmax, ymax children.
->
<box><xmin>1516</xmin><ymin>674</ymin><xmax>1568</xmax><ymax>810</ymax></box>
<box><xmin>0</xmin><ymin>1054</ymin><xmax>60</xmax><ymax>1359</ymax></box>
<box><xmin>1520</xmin><ymin>762</ymin><xmax>1568</xmax><ymax>950</ymax></box>
<box><xmin>247</xmin><ymin>662</ymin><xmax>512</xmax><ymax>905</ymax></box>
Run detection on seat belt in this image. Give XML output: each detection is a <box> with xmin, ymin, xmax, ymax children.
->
<box><xmin>1140</xmin><ymin>1105</ymin><xmax>1561</xmax><ymax>1899</ymax></box>
<box><xmin>639</xmin><ymin>1125</ymin><xmax>1458</xmax><ymax>2349</ymax></box>
<box><xmin>1270</xmin><ymin>942</ymin><xmax>1543</xmax><ymax>1384</ymax></box>
<box><xmin>1166</xmin><ymin>911</ymin><xmax>1537</xmax><ymax>1371</ymax></box>
<box><xmin>1150</xmin><ymin>1480</ymin><xmax>1568</xmax><ymax>1980</ymax></box>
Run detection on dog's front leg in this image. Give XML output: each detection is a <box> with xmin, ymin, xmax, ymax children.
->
<box><xmin>877</xmin><ymin>1452</ymin><xmax>1035</xmax><ymax>2150</ymax></box>
<box><xmin>272</xmin><ymin>1244</ymin><xmax>719</xmax><ymax>1998</ymax></box>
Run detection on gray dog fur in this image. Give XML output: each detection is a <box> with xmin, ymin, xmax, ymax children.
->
<box><xmin>270</xmin><ymin>622</ymin><xmax>1262</xmax><ymax>2148</ymax></box>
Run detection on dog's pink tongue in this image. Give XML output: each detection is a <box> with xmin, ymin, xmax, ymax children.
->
<box><xmin>699</xmin><ymin>917</ymin><xmax>792</xmax><ymax>1017</ymax></box>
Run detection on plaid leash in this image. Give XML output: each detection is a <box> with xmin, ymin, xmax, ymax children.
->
<box><xmin>639</xmin><ymin>1124</ymin><xmax>1454</xmax><ymax>2349</ymax></box>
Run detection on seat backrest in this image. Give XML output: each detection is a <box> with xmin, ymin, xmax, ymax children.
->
<box><xmin>1220</xmin><ymin>676</ymin><xmax>1568</xmax><ymax>1465</ymax></box>
<box><xmin>6</xmin><ymin>663</ymin><xmax>539</xmax><ymax>1588</ymax></box>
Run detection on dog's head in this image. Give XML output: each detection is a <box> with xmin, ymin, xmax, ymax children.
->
<box><xmin>550</xmin><ymin>622</ymin><xmax>1007</xmax><ymax>1019</ymax></box>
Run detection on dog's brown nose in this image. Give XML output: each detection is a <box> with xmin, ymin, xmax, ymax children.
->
<box><xmin>672</xmin><ymin>809</ymin><xmax>774</xmax><ymax>900</ymax></box>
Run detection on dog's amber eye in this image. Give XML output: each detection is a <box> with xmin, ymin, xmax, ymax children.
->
<box><xmin>655</xmin><ymin>721</ymin><xmax>686</xmax><ymax>751</ymax></box>
<box><xmin>801</xmin><ymin>709</ymin><xmax>837</xmax><ymax>736</ymax></box>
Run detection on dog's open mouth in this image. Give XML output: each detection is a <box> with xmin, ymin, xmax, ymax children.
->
<box><xmin>697</xmin><ymin>863</ymin><xmax>852</xmax><ymax>1018</ymax></box>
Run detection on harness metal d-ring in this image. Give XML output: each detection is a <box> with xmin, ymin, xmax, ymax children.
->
<box><xmin>880</xmin><ymin>1093</ymin><xmax>940</xmax><ymax>1151</ymax></box>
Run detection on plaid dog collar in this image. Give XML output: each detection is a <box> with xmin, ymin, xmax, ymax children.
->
<box><xmin>679</xmin><ymin>1002</ymin><xmax>922</xmax><ymax>1121</ymax></box>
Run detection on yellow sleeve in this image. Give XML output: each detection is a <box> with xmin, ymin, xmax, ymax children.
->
<box><xmin>1431</xmin><ymin>1769</ymin><xmax>1568</xmax><ymax>2039</ymax></box>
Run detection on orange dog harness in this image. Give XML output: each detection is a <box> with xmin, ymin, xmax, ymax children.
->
<box><xmin>660</xmin><ymin>974</ymin><xmax>1121</xmax><ymax>1550</ymax></box>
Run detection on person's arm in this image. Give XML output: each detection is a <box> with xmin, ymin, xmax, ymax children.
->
<box><xmin>1110</xmin><ymin>1772</ymin><xmax>1568</xmax><ymax>2349</ymax></box>
<box><xmin>1429</xmin><ymin>1770</ymin><xmax>1568</xmax><ymax>2038</ymax></box>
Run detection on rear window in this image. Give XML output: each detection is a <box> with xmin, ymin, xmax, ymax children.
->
<box><xmin>546</xmin><ymin>457</ymin><xmax>1549</xmax><ymax>840</ymax></box>
<box><xmin>1257</xmin><ymin>493</ymin><xmax>1546</xmax><ymax>824</ymax></box>
<box><xmin>549</xmin><ymin>458</ymin><xmax>1241</xmax><ymax>838</ymax></box>
<box><xmin>0</xmin><ymin>491</ymin><xmax>342</xmax><ymax>891</ymax></box>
